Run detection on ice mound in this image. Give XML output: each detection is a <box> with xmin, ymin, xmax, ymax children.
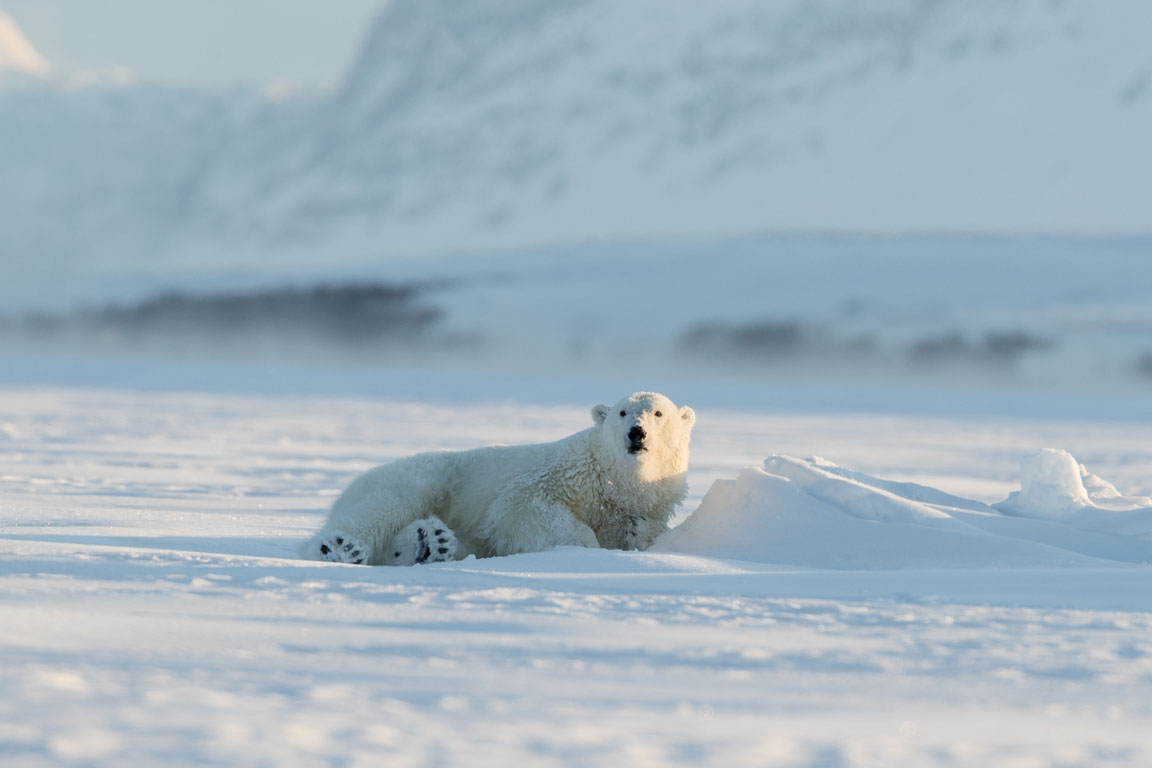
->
<box><xmin>995</xmin><ymin>448</ymin><xmax>1152</xmax><ymax>531</ymax></box>
<box><xmin>654</xmin><ymin>453</ymin><xmax>1152</xmax><ymax>569</ymax></box>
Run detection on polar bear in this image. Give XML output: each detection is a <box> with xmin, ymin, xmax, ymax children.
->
<box><xmin>302</xmin><ymin>392</ymin><xmax>695</xmax><ymax>565</ymax></box>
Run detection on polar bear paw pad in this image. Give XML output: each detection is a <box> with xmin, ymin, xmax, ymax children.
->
<box><xmin>390</xmin><ymin>517</ymin><xmax>457</xmax><ymax>566</ymax></box>
<box><xmin>317</xmin><ymin>532</ymin><xmax>368</xmax><ymax>565</ymax></box>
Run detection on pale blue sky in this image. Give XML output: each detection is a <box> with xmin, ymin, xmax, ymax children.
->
<box><xmin>2</xmin><ymin>0</ymin><xmax>384</xmax><ymax>88</ymax></box>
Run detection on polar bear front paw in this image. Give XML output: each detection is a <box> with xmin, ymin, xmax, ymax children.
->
<box><xmin>316</xmin><ymin>531</ymin><xmax>370</xmax><ymax>565</ymax></box>
<box><xmin>389</xmin><ymin>517</ymin><xmax>457</xmax><ymax>566</ymax></box>
<box><xmin>624</xmin><ymin>515</ymin><xmax>666</xmax><ymax>551</ymax></box>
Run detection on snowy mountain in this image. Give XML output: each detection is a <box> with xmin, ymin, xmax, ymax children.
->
<box><xmin>184</xmin><ymin>0</ymin><xmax>1152</xmax><ymax>261</ymax></box>
<box><xmin>0</xmin><ymin>10</ymin><xmax>47</xmax><ymax>77</ymax></box>
<box><xmin>2</xmin><ymin>0</ymin><xmax>1151</xmax><ymax>287</ymax></box>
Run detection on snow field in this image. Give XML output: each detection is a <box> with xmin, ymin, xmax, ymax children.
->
<box><xmin>2</xmin><ymin>388</ymin><xmax>1152</xmax><ymax>766</ymax></box>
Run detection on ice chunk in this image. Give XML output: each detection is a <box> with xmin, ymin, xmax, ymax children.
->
<box><xmin>995</xmin><ymin>449</ymin><xmax>1152</xmax><ymax>523</ymax></box>
<box><xmin>1002</xmin><ymin>449</ymin><xmax>1089</xmax><ymax>519</ymax></box>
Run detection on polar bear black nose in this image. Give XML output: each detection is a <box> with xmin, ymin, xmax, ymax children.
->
<box><xmin>628</xmin><ymin>425</ymin><xmax>646</xmax><ymax>442</ymax></box>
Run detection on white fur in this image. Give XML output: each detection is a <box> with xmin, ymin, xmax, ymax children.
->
<box><xmin>301</xmin><ymin>392</ymin><xmax>695</xmax><ymax>565</ymax></box>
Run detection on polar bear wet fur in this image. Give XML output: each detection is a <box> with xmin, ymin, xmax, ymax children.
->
<box><xmin>302</xmin><ymin>392</ymin><xmax>695</xmax><ymax>565</ymax></box>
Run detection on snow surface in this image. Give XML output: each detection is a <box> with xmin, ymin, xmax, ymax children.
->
<box><xmin>3</xmin><ymin>387</ymin><xmax>1152</xmax><ymax>766</ymax></box>
<box><xmin>656</xmin><ymin>453</ymin><xmax>1152</xmax><ymax>569</ymax></box>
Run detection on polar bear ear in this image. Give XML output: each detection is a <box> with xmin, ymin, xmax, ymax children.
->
<box><xmin>679</xmin><ymin>406</ymin><xmax>696</xmax><ymax>428</ymax></box>
<box><xmin>591</xmin><ymin>404</ymin><xmax>609</xmax><ymax>424</ymax></box>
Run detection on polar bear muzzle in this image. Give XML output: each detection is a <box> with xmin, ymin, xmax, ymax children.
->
<box><xmin>627</xmin><ymin>425</ymin><xmax>647</xmax><ymax>454</ymax></box>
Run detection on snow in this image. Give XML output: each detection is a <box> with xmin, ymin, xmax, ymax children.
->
<box><xmin>996</xmin><ymin>449</ymin><xmax>1152</xmax><ymax>534</ymax></box>
<box><xmin>3</xmin><ymin>3</ymin><xmax>1152</xmax><ymax>762</ymax></box>
<box><xmin>3</xmin><ymin>387</ymin><xmax>1152</xmax><ymax>766</ymax></box>
<box><xmin>656</xmin><ymin>453</ymin><xmax>1152</xmax><ymax>569</ymax></box>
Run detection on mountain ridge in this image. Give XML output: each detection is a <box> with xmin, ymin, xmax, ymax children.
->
<box><xmin>0</xmin><ymin>10</ymin><xmax>48</xmax><ymax>76</ymax></box>
<box><xmin>1</xmin><ymin>0</ymin><xmax>1150</xmax><ymax>282</ymax></box>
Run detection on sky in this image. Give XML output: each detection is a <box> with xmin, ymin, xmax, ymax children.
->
<box><xmin>1</xmin><ymin>0</ymin><xmax>384</xmax><ymax>88</ymax></box>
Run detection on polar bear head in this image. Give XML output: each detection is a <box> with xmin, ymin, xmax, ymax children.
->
<box><xmin>591</xmin><ymin>392</ymin><xmax>695</xmax><ymax>484</ymax></box>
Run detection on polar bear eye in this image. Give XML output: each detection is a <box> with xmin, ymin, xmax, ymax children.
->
<box><xmin>654</xmin><ymin>411</ymin><xmax>662</xmax><ymax>417</ymax></box>
<box><xmin>619</xmin><ymin>410</ymin><xmax>626</xmax><ymax>417</ymax></box>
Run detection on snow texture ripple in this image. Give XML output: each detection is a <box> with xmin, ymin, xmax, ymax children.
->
<box><xmin>2</xmin><ymin>389</ymin><xmax>1152</xmax><ymax>766</ymax></box>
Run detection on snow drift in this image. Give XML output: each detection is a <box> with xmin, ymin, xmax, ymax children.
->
<box><xmin>656</xmin><ymin>450</ymin><xmax>1152</xmax><ymax>569</ymax></box>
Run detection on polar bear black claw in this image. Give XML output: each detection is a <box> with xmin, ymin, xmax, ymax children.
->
<box><xmin>390</xmin><ymin>517</ymin><xmax>457</xmax><ymax>566</ymax></box>
<box><xmin>316</xmin><ymin>532</ymin><xmax>369</xmax><ymax>565</ymax></box>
